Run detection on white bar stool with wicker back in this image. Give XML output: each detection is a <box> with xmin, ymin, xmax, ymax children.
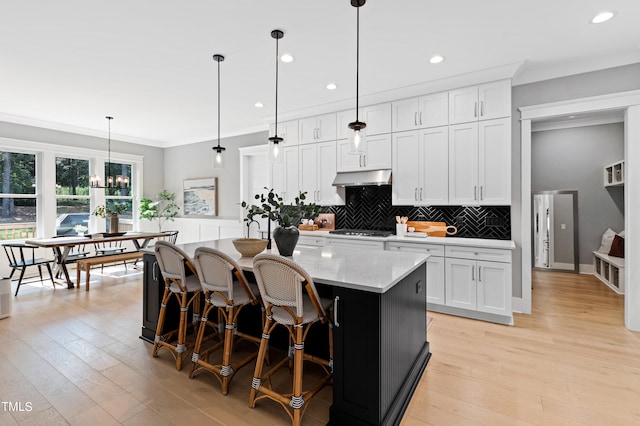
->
<box><xmin>189</xmin><ymin>247</ymin><xmax>264</xmax><ymax>394</ymax></box>
<box><xmin>152</xmin><ymin>241</ymin><xmax>202</xmax><ymax>370</ymax></box>
<box><xmin>249</xmin><ymin>253</ymin><xmax>334</xmax><ymax>426</ymax></box>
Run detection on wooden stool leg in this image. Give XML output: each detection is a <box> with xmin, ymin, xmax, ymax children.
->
<box><xmin>190</xmin><ymin>301</ymin><xmax>214</xmax><ymax>378</ymax></box>
<box><xmin>220</xmin><ymin>305</ymin><xmax>236</xmax><ymax>395</ymax></box>
<box><xmin>85</xmin><ymin>263</ymin><xmax>91</xmax><ymax>291</ymax></box>
<box><xmin>76</xmin><ymin>263</ymin><xmax>81</xmax><ymax>289</ymax></box>
<box><xmin>291</xmin><ymin>324</ymin><xmax>304</xmax><ymax>426</ymax></box>
<box><xmin>175</xmin><ymin>291</ymin><xmax>188</xmax><ymax>371</ymax></box>
<box><xmin>153</xmin><ymin>286</ymin><xmax>171</xmax><ymax>358</ymax></box>
<box><xmin>249</xmin><ymin>316</ymin><xmax>273</xmax><ymax>407</ymax></box>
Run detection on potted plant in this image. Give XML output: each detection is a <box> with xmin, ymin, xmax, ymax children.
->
<box><xmin>242</xmin><ymin>188</ymin><xmax>320</xmax><ymax>256</ymax></box>
<box><xmin>139</xmin><ymin>190</ymin><xmax>180</xmax><ymax>232</ymax></box>
<box><xmin>92</xmin><ymin>202</ymin><xmax>128</xmax><ymax>233</ymax></box>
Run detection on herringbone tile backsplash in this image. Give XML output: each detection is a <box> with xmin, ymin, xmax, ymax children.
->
<box><xmin>322</xmin><ymin>186</ymin><xmax>511</xmax><ymax>240</ymax></box>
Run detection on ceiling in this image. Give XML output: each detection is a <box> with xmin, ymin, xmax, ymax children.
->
<box><xmin>1</xmin><ymin>0</ymin><xmax>639</xmax><ymax>148</ymax></box>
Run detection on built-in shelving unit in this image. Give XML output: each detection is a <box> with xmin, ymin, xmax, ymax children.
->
<box><xmin>604</xmin><ymin>160</ymin><xmax>625</xmax><ymax>186</ymax></box>
<box><xmin>593</xmin><ymin>251</ymin><xmax>625</xmax><ymax>294</ymax></box>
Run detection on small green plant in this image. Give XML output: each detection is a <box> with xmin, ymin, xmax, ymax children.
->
<box><xmin>139</xmin><ymin>190</ymin><xmax>180</xmax><ymax>231</ymax></box>
<box><xmin>241</xmin><ymin>187</ymin><xmax>320</xmax><ymax>228</ymax></box>
<box><xmin>92</xmin><ymin>202</ymin><xmax>127</xmax><ymax>218</ymax></box>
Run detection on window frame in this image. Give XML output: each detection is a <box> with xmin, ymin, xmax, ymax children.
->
<box><xmin>0</xmin><ymin>137</ymin><xmax>144</xmax><ymax>240</ymax></box>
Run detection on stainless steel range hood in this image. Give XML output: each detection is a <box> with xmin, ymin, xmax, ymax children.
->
<box><xmin>332</xmin><ymin>169</ymin><xmax>392</xmax><ymax>187</ymax></box>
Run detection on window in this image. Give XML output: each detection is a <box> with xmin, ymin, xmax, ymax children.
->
<box><xmin>105</xmin><ymin>161</ymin><xmax>133</xmax><ymax>232</ymax></box>
<box><xmin>0</xmin><ymin>151</ymin><xmax>37</xmax><ymax>240</ymax></box>
<box><xmin>56</xmin><ymin>157</ymin><xmax>91</xmax><ymax>235</ymax></box>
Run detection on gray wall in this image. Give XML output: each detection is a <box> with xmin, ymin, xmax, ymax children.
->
<box><xmin>0</xmin><ymin>121</ymin><xmax>165</xmax><ymax>197</ymax></box>
<box><xmin>163</xmin><ymin>131</ymin><xmax>268</xmax><ymax>219</ymax></box>
<box><xmin>532</xmin><ymin>124</ymin><xmax>624</xmax><ymax>265</ymax></box>
<box><xmin>511</xmin><ymin>62</ymin><xmax>640</xmax><ymax>297</ymax></box>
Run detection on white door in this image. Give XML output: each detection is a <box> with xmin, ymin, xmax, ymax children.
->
<box><xmin>448</xmin><ymin>85</ymin><xmax>479</xmax><ymax>125</ymax></box>
<box><xmin>445</xmin><ymin>258</ymin><xmax>477</xmax><ymax>310</ymax></box>
<box><xmin>392</xmin><ymin>131</ymin><xmax>421</xmax><ymax>205</ymax></box>
<box><xmin>476</xmin><ymin>260</ymin><xmax>511</xmax><ymax>316</ymax></box>
<box><xmin>419</xmin><ymin>92</ymin><xmax>449</xmax><ymax>128</ymax></box>
<box><xmin>362</xmin><ymin>133</ymin><xmax>391</xmax><ymax>170</ymax></box>
<box><xmin>298</xmin><ymin>144</ymin><xmax>317</xmax><ymax>200</ymax></box>
<box><xmin>315</xmin><ymin>113</ymin><xmax>337</xmax><ymax>142</ymax></box>
<box><xmin>362</xmin><ymin>103</ymin><xmax>391</xmax><ymax>135</ymax></box>
<box><xmin>283</xmin><ymin>145</ymin><xmax>299</xmax><ymax>204</ymax></box>
<box><xmin>426</xmin><ymin>256</ymin><xmax>446</xmax><ymax>305</ymax></box>
<box><xmin>419</xmin><ymin>126</ymin><xmax>448</xmax><ymax>205</ymax></box>
<box><xmin>316</xmin><ymin>141</ymin><xmax>339</xmax><ymax>205</ymax></box>
<box><xmin>478</xmin><ymin>80</ymin><xmax>511</xmax><ymax>121</ymax></box>
<box><xmin>298</xmin><ymin>117</ymin><xmax>317</xmax><ymax>144</ymax></box>
<box><xmin>336</xmin><ymin>139</ymin><xmax>361</xmax><ymax>172</ymax></box>
<box><xmin>448</xmin><ymin>122</ymin><xmax>479</xmax><ymax>205</ymax></box>
<box><xmin>392</xmin><ymin>97</ymin><xmax>419</xmax><ymax>132</ymax></box>
<box><xmin>479</xmin><ymin>118</ymin><xmax>511</xmax><ymax>205</ymax></box>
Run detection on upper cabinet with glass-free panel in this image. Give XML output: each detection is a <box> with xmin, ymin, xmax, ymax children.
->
<box><xmin>299</xmin><ymin>113</ymin><xmax>336</xmax><ymax>144</ymax></box>
<box><xmin>337</xmin><ymin>103</ymin><xmax>392</xmax><ymax>140</ymax></box>
<box><xmin>269</xmin><ymin>120</ymin><xmax>299</xmax><ymax>146</ymax></box>
<box><xmin>392</xmin><ymin>92</ymin><xmax>448</xmax><ymax>132</ymax></box>
<box><xmin>449</xmin><ymin>80</ymin><xmax>511</xmax><ymax>125</ymax></box>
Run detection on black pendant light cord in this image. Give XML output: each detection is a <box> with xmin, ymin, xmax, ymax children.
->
<box><xmin>355</xmin><ymin>5</ymin><xmax>360</xmax><ymax>121</ymax></box>
<box><xmin>274</xmin><ymin>32</ymin><xmax>280</xmax><ymax>137</ymax></box>
<box><xmin>106</xmin><ymin>116</ymin><xmax>112</xmax><ymax>178</ymax></box>
<box><xmin>217</xmin><ymin>57</ymin><xmax>221</xmax><ymax>148</ymax></box>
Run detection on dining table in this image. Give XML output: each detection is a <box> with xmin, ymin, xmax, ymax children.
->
<box><xmin>26</xmin><ymin>231</ymin><xmax>171</xmax><ymax>288</ymax></box>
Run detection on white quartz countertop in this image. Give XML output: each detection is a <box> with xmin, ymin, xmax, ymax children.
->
<box><xmin>147</xmin><ymin>238</ymin><xmax>428</xmax><ymax>294</ymax></box>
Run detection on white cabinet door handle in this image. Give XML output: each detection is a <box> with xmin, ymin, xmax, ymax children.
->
<box><xmin>414</xmin><ymin>187</ymin><xmax>418</xmax><ymax>201</ymax></box>
<box><xmin>419</xmin><ymin>187</ymin><xmax>423</xmax><ymax>201</ymax></box>
<box><xmin>333</xmin><ymin>296</ymin><xmax>340</xmax><ymax>327</ymax></box>
<box><xmin>480</xmin><ymin>185</ymin><xmax>483</xmax><ymax>200</ymax></box>
<box><xmin>474</xmin><ymin>186</ymin><xmax>477</xmax><ymax>200</ymax></box>
<box><xmin>414</xmin><ymin>112</ymin><xmax>418</xmax><ymax>126</ymax></box>
<box><xmin>478</xmin><ymin>266</ymin><xmax>482</xmax><ymax>282</ymax></box>
<box><xmin>420</xmin><ymin>112</ymin><xmax>423</xmax><ymax>125</ymax></box>
<box><xmin>474</xmin><ymin>102</ymin><xmax>478</xmax><ymax>117</ymax></box>
<box><xmin>471</xmin><ymin>266</ymin><xmax>475</xmax><ymax>281</ymax></box>
<box><xmin>480</xmin><ymin>101</ymin><xmax>484</xmax><ymax>117</ymax></box>
<box><xmin>362</xmin><ymin>155</ymin><xmax>366</xmax><ymax>168</ymax></box>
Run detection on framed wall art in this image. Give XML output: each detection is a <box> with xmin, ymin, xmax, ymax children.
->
<box><xmin>183</xmin><ymin>177</ymin><xmax>218</xmax><ymax>216</ymax></box>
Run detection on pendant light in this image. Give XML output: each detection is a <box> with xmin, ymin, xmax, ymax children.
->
<box><xmin>268</xmin><ymin>29</ymin><xmax>284</xmax><ymax>164</ymax></box>
<box><xmin>90</xmin><ymin>116</ymin><xmax>129</xmax><ymax>189</ymax></box>
<box><xmin>348</xmin><ymin>0</ymin><xmax>367</xmax><ymax>155</ymax></box>
<box><xmin>212</xmin><ymin>54</ymin><xmax>226</xmax><ymax>169</ymax></box>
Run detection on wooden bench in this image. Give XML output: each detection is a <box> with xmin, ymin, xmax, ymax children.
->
<box><xmin>76</xmin><ymin>251</ymin><xmax>143</xmax><ymax>291</ymax></box>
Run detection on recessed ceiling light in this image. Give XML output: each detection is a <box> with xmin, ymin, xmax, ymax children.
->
<box><xmin>429</xmin><ymin>55</ymin><xmax>445</xmax><ymax>64</ymax></box>
<box><xmin>254</xmin><ymin>102</ymin><xmax>264</xmax><ymax>108</ymax></box>
<box><xmin>326</xmin><ymin>83</ymin><xmax>337</xmax><ymax>90</ymax></box>
<box><xmin>591</xmin><ymin>11</ymin><xmax>615</xmax><ymax>24</ymax></box>
<box><xmin>280</xmin><ymin>54</ymin><xmax>294</xmax><ymax>63</ymax></box>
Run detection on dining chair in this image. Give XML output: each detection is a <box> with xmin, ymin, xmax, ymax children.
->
<box><xmin>158</xmin><ymin>230</ymin><xmax>179</xmax><ymax>244</ymax></box>
<box><xmin>189</xmin><ymin>247</ymin><xmax>263</xmax><ymax>394</ymax></box>
<box><xmin>249</xmin><ymin>253</ymin><xmax>333</xmax><ymax>426</ymax></box>
<box><xmin>152</xmin><ymin>241</ymin><xmax>202</xmax><ymax>370</ymax></box>
<box><xmin>2</xmin><ymin>243</ymin><xmax>55</xmax><ymax>296</ymax></box>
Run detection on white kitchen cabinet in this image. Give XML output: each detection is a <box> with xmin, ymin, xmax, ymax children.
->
<box><xmin>448</xmin><ymin>80</ymin><xmax>511</xmax><ymax>125</ymax></box>
<box><xmin>392</xmin><ymin>92</ymin><xmax>448</xmax><ymax>132</ymax></box>
<box><xmin>299</xmin><ymin>141</ymin><xmax>341</xmax><ymax>206</ymax></box>
<box><xmin>387</xmin><ymin>241</ymin><xmax>445</xmax><ymax>305</ymax></box>
<box><xmin>269</xmin><ymin>119</ymin><xmax>299</xmax><ymax>145</ymax></box>
<box><xmin>271</xmin><ymin>145</ymin><xmax>299</xmax><ymax>205</ymax></box>
<box><xmin>299</xmin><ymin>113</ymin><xmax>337</xmax><ymax>144</ymax></box>
<box><xmin>337</xmin><ymin>103</ymin><xmax>392</xmax><ymax>140</ymax></box>
<box><xmin>326</xmin><ymin>237</ymin><xmax>385</xmax><ymax>250</ymax></box>
<box><xmin>392</xmin><ymin>126</ymin><xmax>448</xmax><ymax>205</ymax></box>
<box><xmin>297</xmin><ymin>234</ymin><xmax>326</xmax><ymax>247</ymax></box>
<box><xmin>444</xmin><ymin>245</ymin><xmax>512</xmax><ymax>317</ymax></box>
<box><xmin>337</xmin><ymin>133</ymin><xmax>391</xmax><ymax>172</ymax></box>
<box><xmin>448</xmin><ymin>118</ymin><xmax>510</xmax><ymax>205</ymax></box>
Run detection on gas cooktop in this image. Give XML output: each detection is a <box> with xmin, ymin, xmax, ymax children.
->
<box><xmin>329</xmin><ymin>229</ymin><xmax>393</xmax><ymax>237</ymax></box>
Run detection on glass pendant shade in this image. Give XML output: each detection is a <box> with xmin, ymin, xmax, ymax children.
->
<box><xmin>212</xmin><ymin>54</ymin><xmax>226</xmax><ymax>169</ymax></box>
<box><xmin>348</xmin><ymin>121</ymin><xmax>367</xmax><ymax>155</ymax></box>
<box><xmin>268</xmin><ymin>136</ymin><xmax>283</xmax><ymax>164</ymax></box>
<box><xmin>213</xmin><ymin>146</ymin><xmax>225</xmax><ymax>169</ymax></box>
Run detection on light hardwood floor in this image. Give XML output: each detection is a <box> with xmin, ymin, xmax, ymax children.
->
<box><xmin>1</xmin><ymin>268</ymin><xmax>639</xmax><ymax>425</ymax></box>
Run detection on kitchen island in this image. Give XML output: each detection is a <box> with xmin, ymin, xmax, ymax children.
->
<box><xmin>141</xmin><ymin>239</ymin><xmax>430</xmax><ymax>425</ymax></box>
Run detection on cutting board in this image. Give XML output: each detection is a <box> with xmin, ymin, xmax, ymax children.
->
<box><xmin>406</xmin><ymin>221</ymin><xmax>458</xmax><ymax>237</ymax></box>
